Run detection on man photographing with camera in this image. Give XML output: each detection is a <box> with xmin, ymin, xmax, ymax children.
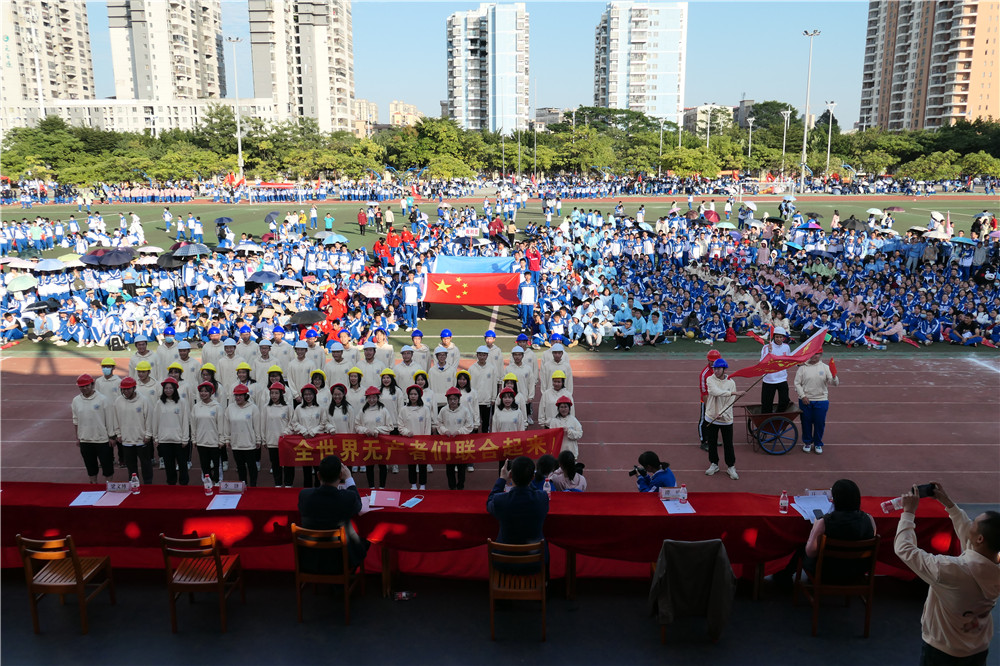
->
<box><xmin>894</xmin><ymin>482</ymin><xmax>1000</xmax><ymax>666</ymax></box>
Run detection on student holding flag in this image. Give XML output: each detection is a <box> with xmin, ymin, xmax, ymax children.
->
<box><xmin>794</xmin><ymin>351</ymin><xmax>839</xmax><ymax>455</ymax></box>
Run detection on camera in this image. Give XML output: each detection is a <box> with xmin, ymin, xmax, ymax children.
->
<box><xmin>628</xmin><ymin>465</ymin><xmax>645</xmax><ymax>477</ymax></box>
<box><xmin>916</xmin><ymin>483</ymin><xmax>935</xmax><ymax>498</ymax></box>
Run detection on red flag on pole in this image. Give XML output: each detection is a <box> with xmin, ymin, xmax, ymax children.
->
<box><xmin>829</xmin><ymin>357</ymin><xmax>837</xmax><ymax>378</ymax></box>
<box><xmin>423</xmin><ymin>273</ymin><xmax>520</xmax><ymax>306</ymax></box>
<box><xmin>747</xmin><ymin>330</ymin><xmax>767</xmax><ymax>345</ymax></box>
<box><xmin>730</xmin><ymin>329</ymin><xmax>827</xmax><ymax>379</ymax></box>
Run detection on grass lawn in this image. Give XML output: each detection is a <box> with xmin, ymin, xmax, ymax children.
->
<box><xmin>3</xmin><ymin>194</ymin><xmax>998</xmax><ymax>358</ymax></box>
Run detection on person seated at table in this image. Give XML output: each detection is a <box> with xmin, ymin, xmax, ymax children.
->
<box><xmin>487</xmin><ymin>456</ymin><xmax>549</xmax><ymax>574</ymax></box>
<box><xmin>297</xmin><ymin>454</ymin><xmax>370</xmax><ymax>574</ymax></box>
<box><xmin>549</xmin><ymin>450</ymin><xmax>587</xmax><ymax>492</ymax></box>
<box><xmin>531</xmin><ymin>454</ymin><xmax>558</xmax><ymax>492</ymax></box>
<box><xmin>634</xmin><ymin>450</ymin><xmax>676</xmax><ymax>492</ymax></box>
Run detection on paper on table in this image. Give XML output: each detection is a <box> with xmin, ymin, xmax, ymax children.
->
<box><xmin>207</xmin><ymin>494</ymin><xmax>241</xmax><ymax>510</ymax></box>
<box><xmin>359</xmin><ymin>496</ymin><xmax>384</xmax><ymax>515</ymax></box>
<box><xmin>661</xmin><ymin>500</ymin><xmax>696</xmax><ymax>514</ymax></box>
<box><xmin>93</xmin><ymin>492</ymin><xmax>129</xmax><ymax>507</ymax></box>
<box><xmin>792</xmin><ymin>495</ymin><xmax>833</xmax><ymax>523</ymax></box>
<box><xmin>70</xmin><ymin>491</ymin><xmax>106</xmax><ymax>507</ymax></box>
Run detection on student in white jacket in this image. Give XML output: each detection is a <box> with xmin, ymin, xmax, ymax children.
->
<box><xmin>290</xmin><ymin>384</ymin><xmax>325</xmax><ymax>488</ymax></box>
<box><xmin>398</xmin><ymin>384</ymin><xmax>433</xmax><ymax>490</ymax></box>
<box><xmin>191</xmin><ymin>381</ymin><xmax>226</xmax><ymax>485</ymax></box>
<box><xmin>549</xmin><ymin>396</ymin><xmax>584</xmax><ymax>457</ymax></box>
<box><xmin>259</xmin><ymin>382</ymin><xmax>294</xmax><ymax>487</ymax></box>
<box><xmin>149</xmin><ymin>377</ymin><xmax>190</xmax><ymax>486</ymax></box>
<box><xmin>355</xmin><ymin>386</ymin><xmax>395</xmax><ymax>489</ymax></box>
<box><xmin>112</xmin><ymin>376</ymin><xmax>152</xmax><ymax>484</ymax></box>
<box><xmin>222</xmin><ymin>384</ymin><xmax>259</xmax><ymax>487</ymax></box>
<box><xmin>437</xmin><ymin>387</ymin><xmax>476</xmax><ymax>490</ymax></box>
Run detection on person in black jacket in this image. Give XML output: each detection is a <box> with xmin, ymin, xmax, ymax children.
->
<box><xmin>487</xmin><ymin>456</ymin><xmax>549</xmax><ymax>574</ymax></box>
<box><xmin>297</xmin><ymin>455</ymin><xmax>369</xmax><ymax>574</ymax></box>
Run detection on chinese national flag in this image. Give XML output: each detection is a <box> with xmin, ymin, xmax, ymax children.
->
<box><xmin>730</xmin><ymin>329</ymin><xmax>828</xmax><ymax>379</ymax></box>
<box><xmin>423</xmin><ymin>273</ymin><xmax>520</xmax><ymax>306</ymax></box>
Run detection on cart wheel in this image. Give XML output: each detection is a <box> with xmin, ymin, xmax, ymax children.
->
<box><xmin>746</xmin><ymin>420</ymin><xmax>759</xmax><ymax>452</ymax></box>
<box><xmin>756</xmin><ymin>417</ymin><xmax>797</xmax><ymax>455</ymax></box>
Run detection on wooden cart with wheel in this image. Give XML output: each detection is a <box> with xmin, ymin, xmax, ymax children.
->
<box><xmin>743</xmin><ymin>404</ymin><xmax>801</xmax><ymax>455</ymax></box>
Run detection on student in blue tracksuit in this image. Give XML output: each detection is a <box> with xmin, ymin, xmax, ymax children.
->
<box><xmin>634</xmin><ymin>451</ymin><xmax>676</xmax><ymax>491</ymax></box>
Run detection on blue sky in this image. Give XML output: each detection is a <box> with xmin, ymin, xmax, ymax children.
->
<box><xmin>86</xmin><ymin>1</ymin><xmax>868</xmax><ymax>127</ymax></box>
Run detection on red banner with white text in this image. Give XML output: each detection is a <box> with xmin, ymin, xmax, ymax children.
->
<box><xmin>278</xmin><ymin>429</ymin><xmax>564</xmax><ymax>467</ymax></box>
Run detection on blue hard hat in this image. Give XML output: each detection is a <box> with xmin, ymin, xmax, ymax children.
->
<box><xmin>484</xmin><ymin>330</ymin><xmax>496</xmax><ymax>338</ymax></box>
<box><xmin>305</xmin><ymin>329</ymin><xmax>319</xmax><ymax>338</ymax></box>
<box><xmin>273</xmin><ymin>325</ymin><xmax>285</xmax><ymax>334</ymax></box>
<box><xmin>239</xmin><ymin>325</ymin><xmax>251</xmax><ymax>334</ymax></box>
<box><xmin>712</xmin><ymin>359</ymin><xmax>729</xmax><ymax>369</ymax></box>
<box><xmin>440</xmin><ymin>329</ymin><xmax>452</xmax><ymax>338</ymax></box>
<box><xmin>516</xmin><ymin>333</ymin><xmax>529</xmax><ymax>342</ymax></box>
<box><xmin>163</xmin><ymin>326</ymin><xmax>175</xmax><ymax>336</ymax></box>
<box><xmin>207</xmin><ymin>326</ymin><xmax>221</xmax><ymax>335</ymax></box>
<box><xmin>410</xmin><ymin>329</ymin><xmax>423</xmax><ymax>338</ymax></box>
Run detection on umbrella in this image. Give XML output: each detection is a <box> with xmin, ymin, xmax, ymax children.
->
<box><xmin>729</xmin><ymin>230</ymin><xmax>742</xmax><ymax>241</ymax></box>
<box><xmin>784</xmin><ymin>242</ymin><xmax>803</xmax><ymax>251</ymax></box>
<box><xmin>137</xmin><ymin>246</ymin><xmax>163</xmax><ymax>254</ymax></box>
<box><xmin>7</xmin><ymin>275</ymin><xmax>38</xmax><ymax>291</ymax></box>
<box><xmin>214</xmin><ymin>217</ymin><xmax>233</xmax><ymax>226</ymax></box>
<box><xmin>264</xmin><ymin>211</ymin><xmax>280</xmax><ymax>224</ymax></box>
<box><xmin>804</xmin><ymin>212</ymin><xmax>823</xmax><ymax>219</ymax></box>
<box><xmin>157</xmin><ymin>253</ymin><xmax>184</xmax><ymax>269</ymax></box>
<box><xmin>57</xmin><ymin>253</ymin><xmax>81</xmax><ymax>262</ymax></box>
<box><xmin>34</xmin><ymin>259</ymin><xmax>66</xmax><ymax>271</ymax></box>
<box><xmin>322</xmin><ymin>233</ymin><xmax>349</xmax><ymax>245</ymax></box>
<box><xmin>782</xmin><ymin>195</ymin><xmax>796</xmax><ymax>201</ymax></box>
<box><xmin>17</xmin><ymin>247</ymin><xmax>42</xmax><ymax>259</ymax></box>
<box><xmin>80</xmin><ymin>254</ymin><xmax>103</xmax><ymax>266</ymax></box>
<box><xmin>638</xmin><ymin>222</ymin><xmax>654</xmax><ymax>232</ymax></box>
<box><xmin>0</xmin><ymin>257</ymin><xmax>10</xmax><ymax>265</ymax></box>
<box><xmin>261</xmin><ymin>233</ymin><xmax>276</xmax><ymax>243</ymax></box>
<box><xmin>277</xmin><ymin>278</ymin><xmax>302</xmax><ymax>288</ymax></box>
<box><xmin>761</xmin><ymin>216</ymin><xmax>784</xmax><ymax>225</ymax></box>
<box><xmin>99</xmin><ymin>249</ymin><xmax>135</xmax><ymax>266</ymax></box>
<box><xmin>173</xmin><ymin>243</ymin><xmax>210</xmax><ymax>257</ymax></box>
<box><xmin>746</xmin><ymin>219</ymin><xmax>765</xmax><ymax>229</ymax></box>
<box><xmin>288</xmin><ymin>310</ymin><xmax>326</xmax><ymax>325</ymax></box>
<box><xmin>841</xmin><ymin>219</ymin><xmax>867</xmax><ymax>232</ymax></box>
<box><xmin>794</xmin><ymin>222</ymin><xmax>823</xmax><ymax>230</ymax></box>
<box><xmin>866</xmin><ymin>208</ymin><xmax>883</xmax><ymax>215</ymax></box>
<box><xmin>703</xmin><ymin>211</ymin><xmax>720</xmax><ymax>223</ymax></box>
<box><xmin>7</xmin><ymin>258</ymin><xmax>36</xmax><ymax>269</ymax></box>
<box><xmin>809</xmin><ymin>250</ymin><xmax>838</xmax><ymax>260</ymax></box>
<box><xmin>212</xmin><ymin>245</ymin><xmax>234</xmax><ymax>254</ymax></box>
<box><xmin>135</xmin><ymin>256</ymin><xmax>159</xmax><ymax>265</ymax></box>
<box><xmin>247</xmin><ymin>270</ymin><xmax>280</xmax><ymax>283</ymax></box>
<box><xmin>715</xmin><ymin>221</ymin><xmax>737</xmax><ymax>230</ymax></box>
<box><xmin>64</xmin><ymin>259</ymin><xmax>86</xmax><ymax>269</ymax></box>
<box><xmin>974</xmin><ymin>211</ymin><xmax>991</xmax><ymax>219</ymax></box>
<box><xmin>357</xmin><ymin>282</ymin><xmax>386</xmax><ymax>299</ymax></box>
<box><xmin>989</xmin><ymin>230</ymin><xmax>1000</xmax><ymax>239</ymax></box>
<box><xmin>683</xmin><ymin>210</ymin><xmax>700</xmax><ymax>220</ymax></box>
<box><xmin>929</xmin><ymin>211</ymin><xmax>945</xmax><ymax>222</ymax></box>
<box><xmin>924</xmin><ymin>229</ymin><xmax>949</xmax><ymax>240</ymax></box>
<box><xmin>24</xmin><ymin>298</ymin><xmax>61</xmax><ymax>313</ymax></box>
<box><xmin>744</xmin><ymin>201</ymin><xmax>758</xmax><ymax>211</ymax></box>
<box><xmin>907</xmin><ymin>226</ymin><xmax>928</xmax><ymax>235</ymax></box>
<box><xmin>886</xmin><ymin>206</ymin><xmax>904</xmax><ymax>212</ymax></box>
<box><xmin>951</xmin><ymin>236</ymin><xmax>977</xmax><ymax>245</ymax></box>
<box><xmin>234</xmin><ymin>242</ymin><xmax>264</xmax><ymax>253</ymax></box>
<box><xmin>313</xmin><ymin>231</ymin><xmax>333</xmax><ymax>239</ymax></box>
<box><xmin>439</xmin><ymin>203</ymin><xmax>452</xmax><ymax>208</ymax></box>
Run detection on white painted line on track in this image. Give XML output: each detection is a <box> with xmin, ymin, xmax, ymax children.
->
<box><xmin>966</xmin><ymin>356</ymin><xmax>1000</xmax><ymax>375</ymax></box>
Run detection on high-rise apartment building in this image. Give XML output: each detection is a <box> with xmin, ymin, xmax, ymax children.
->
<box><xmin>446</xmin><ymin>3</ymin><xmax>529</xmax><ymax>132</ymax></box>
<box><xmin>389</xmin><ymin>101</ymin><xmax>425</xmax><ymax>127</ymax></box>
<box><xmin>351</xmin><ymin>98</ymin><xmax>379</xmax><ymax>136</ymax></box>
<box><xmin>0</xmin><ymin>0</ymin><xmax>95</xmax><ymax>112</ymax></box>
<box><xmin>249</xmin><ymin>0</ymin><xmax>354</xmax><ymax>133</ymax></box>
<box><xmin>108</xmin><ymin>0</ymin><xmax>225</xmax><ymax>100</ymax></box>
<box><xmin>593</xmin><ymin>2</ymin><xmax>687</xmax><ymax>125</ymax></box>
<box><xmin>860</xmin><ymin>0</ymin><xmax>999</xmax><ymax>130</ymax></box>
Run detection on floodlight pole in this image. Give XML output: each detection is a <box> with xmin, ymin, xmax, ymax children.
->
<box><xmin>799</xmin><ymin>29</ymin><xmax>821</xmax><ymax>194</ymax></box>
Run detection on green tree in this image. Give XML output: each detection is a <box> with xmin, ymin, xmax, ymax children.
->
<box><xmin>960</xmin><ymin>151</ymin><xmax>1000</xmax><ymax>177</ymax></box>
<box><xmin>660</xmin><ymin>146</ymin><xmax>720</xmax><ymax>178</ymax></box>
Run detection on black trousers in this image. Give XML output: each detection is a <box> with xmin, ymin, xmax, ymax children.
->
<box><xmin>232</xmin><ymin>449</ymin><xmax>258</xmax><ymax>487</ymax></box>
<box><xmin>704</xmin><ymin>422</ymin><xmax>736</xmax><ymax>467</ymax></box>
<box><xmin>158</xmin><ymin>442</ymin><xmax>189</xmax><ymax>485</ymax></box>
<box><xmin>302</xmin><ymin>466</ymin><xmax>316</xmax><ymax>488</ymax></box>
<box><xmin>197</xmin><ymin>446</ymin><xmax>222</xmax><ymax>484</ymax></box>
<box><xmin>268</xmin><ymin>447</ymin><xmax>294</xmax><ymax>487</ymax></box>
<box><xmin>123</xmin><ymin>444</ymin><xmax>153</xmax><ymax>484</ymax></box>
<box><xmin>80</xmin><ymin>441</ymin><xmax>114</xmax><ymax>478</ymax></box>
<box><xmin>408</xmin><ymin>464</ymin><xmax>427</xmax><ymax>486</ymax></box>
<box><xmin>761</xmin><ymin>381</ymin><xmax>790</xmax><ymax>414</ymax></box>
<box><xmin>614</xmin><ymin>332</ymin><xmax>634</xmax><ymax>348</ymax></box>
<box><xmin>446</xmin><ymin>464</ymin><xmax>466</xmax><ymax>490</ymax></box>
<box><xmin>366</xmin><ymin>465</ymin><xmax>388</xmax><ymax>488</ymax></box>
<box><xmin>920</xmin><ymin>642</ymin><xmax>988</xmax><ymax>666</ymax></box>
<box><xmin>479</xmin><ymin>404</ymin><xmax>492</xmax><ymax>434</ymax></box>
<box><xmin>698</xmin><ymin>402</ymin><xmax>707</xmax><ymax>445</ymax></box>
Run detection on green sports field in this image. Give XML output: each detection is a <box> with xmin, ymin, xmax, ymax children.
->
<box><xmin>3</xmin><ymin>194</ymin><xmax>998</xmax><ymax>359</ymax></box>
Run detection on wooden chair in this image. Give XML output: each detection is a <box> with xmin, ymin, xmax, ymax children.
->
<box><xmin>795</xmin><ymin>535</ymin><xmax>880</xmax><ymax>637</ymax></box>
<box><xmin>290</xmin><ymin>523</ymin><xmax>365</xmax><ymax>624</ymax></box>
<box><xmin>159</xmin><ymin>533</ymin><xmax>244</xmax><ymax>633</ymax></box>
<box><xmin>16</xmin><ymin>534</ymin><xmax>116</xmax><ymax>635</ymax></box>
<box><xmin>487</xmin><ymin>539</ymin><xmax>546</xmax><ymax>641</ymax></box>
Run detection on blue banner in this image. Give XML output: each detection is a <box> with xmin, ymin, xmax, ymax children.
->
<box><xmin>433</xmin><ymin>256</ymin><xmax>517</xmax><ymax>274</ymax></box>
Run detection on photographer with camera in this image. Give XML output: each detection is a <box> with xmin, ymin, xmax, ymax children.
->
<box><xmin>632</xmin><ymin>450</ymin><xmax>676</xmax><ymax>492</ymax></box>
<box><xmin>894</xmin><ymin>482</ymin><xmax>1000</xmax><ymax>666</ymax></box>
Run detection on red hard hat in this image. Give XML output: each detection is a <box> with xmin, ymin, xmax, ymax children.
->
<box><xmin>406</xmin><ymin>384</ymin><xmax>423</xmax><ymax>396</ymax></box>
<box><xmin>119</xmin><ymin>376</ymin><xmax>137</xmax><ymax>389</ymax></box>
<box><xmin>301</xmin><ymin>384</ymin><xmax>317</xmax><ymax>394</ymax></box>
<box><xmin>197</xmin><ymin>381</ymin><xmax>215</xmax><ymax>393</ymax></box>
<box><xmin>445</xmin><ymin>387</ymin><xmax>462</xmax><ymax>397</ymax></box>
<box><xmin>329</xmin><ymin>383</ymin><xmax>347</xmax><ymax>394</ymax></box>
<box><xmin>76</xmin><ymin>373</ymin><xmax>94</xmax><ymax>387</ymax></box>
<box><xmin>232</xmin><ymin>384</ymin><xmax>249</xmax><ymax>395</ymax></box>
<box><xmin>556</xmin><ymin>395</ymin><xmax>573</xmax><ymax>406</ymax></box>
<box><xmin>707</xmin><ymin>350</ymin><xmax>722</xmax><ymax>361</ymax></box>
<box><xmin>161</xmin><ymin>377</ymin><xmax>179</xmax><ymax>387</ymax></box>
<box><xmin>364</xmin><ymin>385</ymin><xmax>381</xmax><ymax>396</ymax></box>
<box><xmin>268</xmin><ymin>382</ymin><xmax>286</xmax><ymax>392</ymax></box>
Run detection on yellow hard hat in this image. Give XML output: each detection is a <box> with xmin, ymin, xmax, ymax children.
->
<box><xmin>413</xmin><ymin>370</ymin><xmax>428</xmax><ymax>380</ymax></box>
<box><xmin>101</xmin><ymin>357</ymin><xmax>116</xmax><ymax>366</ymax></box>
<box><xmin>200</xmin><ymin>363</ymin><xmax>217</xmax><ymax>374</ymax></box>
<box><xmin>380</xmin><ymin>368</ymin><xmax>395</xmax><ymax>377</ymax></box>
<box><xmin>502</xmin><ymin>372</ymin><xmax>518</xmax><ymax>382</ymax></box>
<box><xmin>551</xmin><ymin>370</ymin><xmax>566</xmax><ymax>380</ymax></box>
<box><xmin>135</xmin><ymin>361</ymin><xmax>152</xmax><ymax>372</ymax></box>
<box><xmin>167</xmin><ymin>362</ymin><xmax>183</xmax><ymax>372</ymax></box>
<box><xmin>455</xmin><ymin>369</ymin><xmax>470</xmax><ymax>379</ymax></box>
<box><xmin>311</xmin><ymin>369</ymin><xmax>327</xmax><ymax>381</ymax></box>
<box><xmin>235</xmin><ymin>362</ymin><xmax>252</xmax><ymax>372</ymax></box>
<box><xmin>348</xmin><ymin>366</ymin><xmax>363</xmax><ymax>376</ymax></box>
<box><xmin>267</xmin><ymin>365</ymin><xmax>283</xmax><ymax>375</ymax></box>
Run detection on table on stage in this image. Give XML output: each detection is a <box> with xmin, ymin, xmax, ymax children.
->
<box><xmin>1</xmin><ymin>482</ymin><xmax>959</xmax><ymax>595</ymax></box>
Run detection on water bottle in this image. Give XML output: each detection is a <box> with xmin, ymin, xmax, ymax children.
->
<box><xmin>679</xmin><ymin>483</ymin><xmax>688</xmax><ymax>504</ymax></box>
<box><xmin>779</xmin><ymin>490</ymin><xmax>789</xmax><ymax>514</ymax></box>
<box><xmin>881</xmin><ymin>496</ymin><xmax>904</xmax><ymax>514</ymax></box>
<box><xmin>129</xmin><ymin>473</ymin><xmax>141</xmax><ymax>495</ymax></box>
<box><xmin>543</xmin><ymin>477</ymin><xmax>552</xmax><ymax>497</ymax></box>
<box><xmin>203</xmin><ymin>474</ymin><xmax>214</xmax><ymax>497</ymax></box>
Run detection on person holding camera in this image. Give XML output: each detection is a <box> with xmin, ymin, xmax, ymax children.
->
<box><xmin>632</xmin><ymin>450</ymin><xmax>676</xmax><ymax>492</ymax></box>
<box><xmin>704</xmin><ymin>358</ymin><xmax>744</xmax><ymax>480</ymax></box>
<box><xmin>895</xmin><ymin>482</ymin><xmax>1000</xmax><ymax>666</ymax></box>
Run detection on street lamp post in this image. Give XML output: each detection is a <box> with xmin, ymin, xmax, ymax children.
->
<box><xmin>779</xmin><ymin>109</ymin><xmax>791</xmax><ymax>180</ymax></box>
<box><xmin>825</xmin><ymin>100</ymin><xmax>836</xmax><ymax>179</ymax></box>
<box><xmin>705</xmin><ymin>105</ymin><xmax>714</xmax><ymax>150</ymax></box>
<box><xmin>658</xmin><ymin>119</ymin><xmax>664</xmax><ymax>177</ymax></box>
<box><xmin>746</xmin><ymin>116</ymin><xmax>755</xmax><ymax>158</ymax></box>
<box><xmin>226</xmin><ymin>36</ymin><xmax>245</xmax><ymax>182</ymax></box>
<box><xmin>799</xmin><ymin>29</ymin><xmax>820</xmax><ymax>193</ymax></box>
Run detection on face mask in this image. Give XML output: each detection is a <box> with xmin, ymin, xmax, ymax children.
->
<box><xmin>102</xmin><ymin>367</ymin><xmax>113</xmax><ymax>377</ymax></box>
<box><xmin>163</xmin><ymin>336</ymin><xmax>174</xmax><ymax>344</ymax></box>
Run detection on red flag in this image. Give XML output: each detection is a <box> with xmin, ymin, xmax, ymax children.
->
<box><xmin>730</xmin><ymin>329</ymin><xmax>828</xmax><ymax>379</ymax></box>
<box><xmin>829</xmin><ymin>357</ymin><xmax>837</xmax><ymax>378</ymax></box>
<box><xmin>747</xmin><ymin>330</ymin><xmax>767</xmax><ymax>345</ymax></box>
<box><xmin>224</xmin><ymin>172</ymin><xmax>235</xmax><ymax>186</ymax></box>
<box><xmin>235</xmin><ymin>176</ymin><xmax>245</xmax><ymax>188</ymax></box>
<box><xmin>423</xmin><ymin>273</ymin><xmax>520</xmax><ymax>306</ymax></box>
<box><xmin>902</xmin><ymin>337</ymin><xmax>921</xmax><ymax>348</ymax></box>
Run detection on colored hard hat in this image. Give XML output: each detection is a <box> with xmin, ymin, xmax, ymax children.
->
<box><xmin>549</xmin><ymin>334</ymin><xmax>563</xmax><ymax>342</ymax></box>
<box><xmin>330</xmin><ymin>342</ymin><xmax>344</xmax><ymax>351</ymax></box>
<box><xmin>207</xmin><ymin>326</ymin><xmax>221</xmax><ymax>335</ymax></box>
<box><xmin>294</xmin><ymin>340</ymin><xmax>309</xmax><ymax>349</ymax></box>
<box><xmin>502</xmin><ymin>373</ymin><xmax>518</xmax><ymax>382</ymax></box>
<box><xmin>773</xmin><ymin>326</ymin><xmax>788</xmax><ymax>337</ymax></box>
<box><xmin>233</xmin><ymin>384</ymin><xmax>250</xmax><ymax>395</ymax></box>
<box><xmin>177</xmin><ymin>341</ymin><xmax>192</xmax><ymax>350</ymax></box>
<box><xmin>76</xmin><ymin>373</ymin><xmax>94</xmax><ymax>387</ymax></box>
<box><xmin>434</xmin><ymin>345</ymin><xmax>448</xmax><ymax>354</ymax></box>
<box><xmin>223</xmin><ymin>337</ymin><xmax>237</xmax><ymax>347</ymax></box>
<box><xmin>551</xmin><ymin>370</ymin><xmax>567</xmax><ymax>379</ymax></box>
<box><xmin>101</xmin><ymin>357</ymin><xmax>116</xmax><ymax>366</ymax></box>
<box><xmin>161</xmin><ymin>377</ymin><xmax>179</xmax><ymax>386</ymax></box>
<box><xmin>374</xmin><ymin>327</ymin><xmax>387</xmax><ymax>336</ymax></box>
<box><xmin>134</xmin><ymin>335</ymin><xmax>149</xmax><ymax>343</ymax></box>
<box><xmin>267</xmin><ymin>364</ymin><xmax>283</xmax><ymax>375</ymax></box>
<box><xmin>258</xmin><ymin>339</ymin><xmax>272</xmax><ymax>347</ymax></box>
<box><xmin>400</xmin><ymin>345</ymin><xmax>414</xmax><ymax>353</ymax></box>
<box><xmin>329</xmin><ymin>383</ymin><xmax>347</xmax><ymax>394</ymax></box>
<box><xmin>476</xmin><ymin>345</ymin><xmax>490</xmax><ymax>354</ymax></box>
<box><xmin>347</xmin><ymin>366</ymin><xmax>363</xmax><ymax>376</ymax></box>
<box><xmin>364</xmin><ymin>386</ymin><xmax>381</xmax><ymax>396</ymax></box>
<box><xmin>413</xmin><ymin>370</ymin><xmax>428</xmax><ymax>379</ymax></box>
<box><xmin>201</xmin><ymin>363</ymin><xmax>217</xmax><ymax>373</ymax></box>
<box><xmin>305</xmin><ymin>329</ymin><xmax>319</xmax><ymax>338</ymax></box>
<box><xmin>410</xmin><ymin>329</ymin><xmax>423</xmax><ymax>338</ymax></box>
<box><xmin>135</xmin><ymin>361</ymin><xmax>152</xmax><ymax>372</ymax></box>
<box><xmin>516</xmin><ymin>333</ymin><xmax>529</xmax><ymax>342</ymax></box>
<box><xmin>713</xmin><ymin>359</ymin><xmax>729</xmax><ymax>368</ymax></box>
<box><xmin>707</xmin><ymin>350</ymin><xmax>722</xmax><ymax>361</ymax></box>
<box><xmin>445</xmin><ymin>387</ymin><xmax>462</xmax><ymax>397</ymax></box>
<box><xmin>163</xmin><ymin>326</ymin><xmax>175</xmax><ymax>336</ymax></box>
<box><xmin>300</xmin><ymin>384</ymin><xmax>317</xmax><ymax>394</ymax></box>
<box><xmin>484</xmin><ymin>330</ymin><xmax>496</xmax><ymax>338</ymax></box>
<box><xmin>455</xmin><ymin>369</ymin><xmax>470</xmax><ymax>379</ymax></box>
<box><xmin>551</xmin><ymin>343</ymin><xmax>565</xmax><ymax>352</ymax></box>
<box><xmin>406</xmin><ymin>384</ymin><xmax>423</xmax><ymax>396</ymax></box>
<box><xmin>239</xmin><ymin>325</ymin><xmax>252</xmax><ymax>334</ymax></box>
<box><xmin>311</xmin><ymin>369</ymin><xmax>327</xmax><ymax>381</ymax></box>
<box><xmin>236</xmin><ymin>362</ymin><xmax>252</xmax><ymax>372</ymax></box>
<box><xmin>119</xmin><ymin>377</ymin><xmax>137</xmax><ymax>389</ymax></box>
<box><xmin>380</xmin><ymin>368</ymin><xmax>395</xmax><ymax>377</ymax></box>
<box><xmin>361</xmin><ymin>340</ymin><xmax>376</xmax><ymax>349</ymax></box>
<box><xmin>499</xmin><ymin>387</ymin><xmax>516</xmax><ymax>396</ymax></box>
<box><xmin>556</xmin><ymin>395</ymin><xmax>573</xmax><ymax>406</ymax></box>
<box><xmin>197</xmin><ymin>381</ymin><xmax>215</xmax><ymax>393</ymax></box>
<box><xmin>511</xmin><ymin>346</ymin><xmax>525</xmax><ymax>353</ymax></box>
<box><xmin>268</xmin><ymin>382</ymin><xmax>286</xmax><ymax>392</ymax></box>
<box><xmin>440</xmin><ymin>329</ymin><xmax>452</xmax><ymax>338</ymax></box>
<box><xmin>167</xmin><ymin>362</ymin><xmax>183</xmax><ymax>372</ymax></box>
<box><xmin>273</xmin><ymin>325</ymin><xmax>285</xmax><ymax>334</ymax></box>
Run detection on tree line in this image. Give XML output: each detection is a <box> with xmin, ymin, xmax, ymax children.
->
<box><xmin>2</xmin><ymin>103</ymin><xmax>999</xmax><ymax>184</ymax></box>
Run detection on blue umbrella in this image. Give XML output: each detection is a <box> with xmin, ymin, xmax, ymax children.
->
<box><xmin>214</xmin><ymin>216</ymin><xmax>233</xmax><ymax>226</ymax></box>
<box><xmin>951</xmin><ymin>236</ymin><xmax>977</xmax><ymax>245</ymax></box>
<box><xmin>173</xmin><ymin>243</ymin><xmax>211</xmax><ymax>257</ymax></box>
<box><xmin>34</xmin><ymin>258</ymin><xmax>66</xmax><ymax>271</ymax></box>
<box><xmin>728</xmin><ymin>230</ymin><xmax>742</xmax><ymax>241</ymax></box>
<box><xmin>785</xmin><ymin>242</ymin><xmax>803</xmax><ymax>250</ymax></box>
<box><xmin>248</xmin><ymin>270</ymin><xmax>280</xmax><ymax>283</ymax></box>
<box><xmin>783</xmin><ymin>195</ymin><xmax>797</xmax><ymax>201</ymax></box>
<box><xmin>638</xmin><ymin>222</ymin><xmax>654</xmax><ymax>232</ymax></box>
<box><xmin>80</xmin><ymin>254</ymin><xmax>103</xmax><ymax>266</ymax></box>
<box><xmin>264</xmin><ymin>211</ymin><xmax>280</xmax><ymax>224</ymax></box>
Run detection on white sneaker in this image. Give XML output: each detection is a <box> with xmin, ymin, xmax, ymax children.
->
<box><xmin>222</xmin><ymin>461</ymin><xmax>229</xmax><ymax>472</ymax></box>
<box><xmin>391</xmin><ymin>465</ymin><xmax>399</xmax><ymax>474</ymax></box>
<box><xmin>727</xmin><ymin>466</ymin><xmax>739</xmax><ymax>480</ymax></box>
<box><xmin>410</xmin><ymin>484</ymin><xmax>418</xmax><ymax>490</ymax></box>
<box><xmin>802</xmin><ymin>444</ymin><xmax>812</xmax><ymax>453</ymax></box>
<box><xmin>419</xmin><ymin>484</ymin><xmax>426</xmax><ymax>490</ymax></box>
<box><xmin>351</xmin><ymin>466</ymin><xmax>359</xmax><ymax>472</ymax></box>
<box><xmin>426</xmin><ymin>464</ymin><xmax>434</xmax><ymax>472</ymax></box>
<box><xmin>467</xmin><ymin>464</ymin><xmax>475</xmax><ymax>472</ymax></box>
<box><xmin>526</xmin><ymin>416</ymin><xmax>534</xmax><ymax>425</ymax></box>
<box><xmin>256</xmin><ymin>461</ymin><xmax>261</xmax><ymax>471</ymax></box>
<box><xmin>705</xmin><ymin>463</ymin><xmax>720</xmax><ymax>476</ymax></box>
<box><xmin>360</xmin><ymin>466</ymin><xmax>367</xmax><ymax>472</ymax></box>
<box><xmin>814</xmin><ymin>446</ymin><xmax>823</xmax><ymax>454</ymax></box>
